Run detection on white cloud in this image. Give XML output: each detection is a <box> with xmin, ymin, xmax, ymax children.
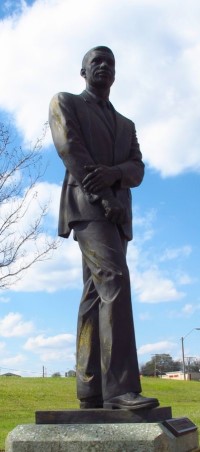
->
<box><xmin>2</xmin><ymin>195</ymin><xmax>191</xmax><ymax>305</ymax></box>
<box><xmin>168</xmin><ymin>302</ymin><xmax>200</xmax><ymax>319</ymax></box>
<box><xmin>24</xmin><ymin>333</ymin><xmax>75</xmax><ymax>350</ymax></box>
<box><xmin>127</xmin><ymin>233</ymin><xmax>186</xmax><ymax>303</ymax></box>
<box><xmin>138</xmin><ymin>340</ymin><xmax>177</xmax><ymax>355</ymax></box>
<box><xmin>37</xmin><ymin>350</ymin><xmax>75</xmax><ymax>363</ymax></box>
<box><xmin>0</xmin><ymin>172</ymin><xmax>83</xmax><ymax>293</ymax></box>
<box><xmin>133</xmin><ymin>267</ymin><xmax>185</xmax><ymax>303</ymax></box>
<box><xmin>0</xmin><ymin>353</ymin><xmax>26</xmax><ymax>366</ymax></box>
<box><xmin>0</xmin><ymin>296</ymin><xmax>10</xmax><ymax>303</ymax></box>
<box><xmin>182</xmin><ymin>303</ymin><xmax>200</xmax><ymax>316</ymax></box>
<box><xmin>8</xmin><ymin>202</ymin><xmax>190</xmax><ymax>301</ymax></box>
<box><xmin>12</xmin><ymin>233</ymin><xmax>82</xmax><ymax>292</ymax></box>
<box><xmin>133</xmin><ymin>208</ymin><xmax>156</xmax><ymax>243</ymax></box>
<box><xmin>0</xmin><ymin>179</ymin><xmax>64</xmax><ymax>292</ymax></box>
<box><xmin>0</xmin><ymin>0</ymin><xmax>200</xmax><ymax>175</ymax></box>
<box><xmin>0</xmin><ymin>341</ymin><xmax>6</xmax><ymax>351</ymax></box>
<box><xmin>24</xmin><ymin>332</ymin><xmax>76</xmax><ymax>363</ymax></box>
<box><xmin>140</xmin><ymin>114</ymin><xmax>200</xmax><ymax>177</ymax></box>
<box><xmin>138</xmin><ymin>312</ymin><xmax>152</xmax><ymax>321</ymax></box>
<box><xmin>182</xmin><ymin>304</ymin><xmax>194</xmax><ymax>315</ymax></box>
<box><xmin>160</xmin><ymin>246</ymin><xmax>192</xmax><ymax>262</ymax></box>
<box><xmin>126</xmin><ymin>209</ymin><xmax>192</xmax><ymax>303</ymax></box>
<box><xmin>0</xmin><ymin>312</ymin><xmax>34</xmax><ymax>337</ymax></box>
<box><xmin>176</xmin><ymin>272</ymin><xmax>193</xmax><ymax>285</ymax></box>
<box><xmin>0</xmin><ymin>179</ymin><xmax>60</xmax><ymax>236</ymax></box>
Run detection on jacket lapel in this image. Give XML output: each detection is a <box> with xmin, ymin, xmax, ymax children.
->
<box><xmin>75</xmin><ymin>92</ymin><xmax>131</xmax><ymax>164</ymax></box>
<box><xmin>80</xmin><ymin>91</ymin><xmax>116</xmax><ymax>140</ymax></box>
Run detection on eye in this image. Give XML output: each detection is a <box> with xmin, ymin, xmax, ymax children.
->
<box><xmin>93</xmin><ymin>57</ymin><xmax>102</xmax><ymax>64</ymax></box>
<box><xmin>107</xmin><ymin>58</ymin><xmax>115</xmax><ymax>66</ymax></box>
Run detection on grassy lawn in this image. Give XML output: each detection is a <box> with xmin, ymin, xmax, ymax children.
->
<box><xmin>0</xmin><ymin>376</ymin><xmax>200</xmax><ymax>450</ymax></box>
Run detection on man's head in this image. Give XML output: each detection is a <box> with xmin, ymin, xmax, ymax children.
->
<box><xmin>81</xmin><ymin>46</ymin><xmax>115</xmax><ymax>91</ymax></box>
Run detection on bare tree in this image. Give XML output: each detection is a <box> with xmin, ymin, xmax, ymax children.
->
<box><xmin>0</xmin><ymin>122</ymin><xmax>58</xmax><ymax>289</ymax></box>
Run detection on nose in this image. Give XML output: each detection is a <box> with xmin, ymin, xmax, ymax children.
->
<box><xmin>100</xmin><ymin>60</ymin><xmax>108</xmax><ymax>68</ymax></box>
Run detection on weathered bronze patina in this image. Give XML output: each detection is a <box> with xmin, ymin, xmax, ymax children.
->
<box><xmin>49</xmin><ymin>46</ymin><xmax>159</xmax><ymax>410</ymax></box>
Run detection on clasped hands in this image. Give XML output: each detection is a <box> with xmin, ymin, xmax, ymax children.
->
<box><xmin>82</xmin><ymin>165</ymin><xmax>127</xmax><ymax>224</ymax></box>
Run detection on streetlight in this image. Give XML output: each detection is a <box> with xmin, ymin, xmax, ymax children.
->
<box><xmin>181</xmin><ymin>328</ymin><xmax>200</xmax><ymax>380</ymax></box>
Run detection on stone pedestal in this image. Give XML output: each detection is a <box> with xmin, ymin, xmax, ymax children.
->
<box><xmin>5</xmin><ymin>422</ymin><xmax>199</xmax><ymax>452</ymax></box>
<box><xmin>35</xmin><ymin>406</ymin><xmax>172</xmax><ymax>424</ymax></box>
<box><xmin>5</xmin><ymin>408</ymin><xmax>199</xmax><ymax>451</ymax></box>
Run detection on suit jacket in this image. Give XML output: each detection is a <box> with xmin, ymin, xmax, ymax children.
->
<box><xmin>49</xmin><ymin>90</ymin><xmax>144</xmax><ymax>240</ymax></box>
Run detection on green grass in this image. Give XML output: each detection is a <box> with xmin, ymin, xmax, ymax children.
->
<box><xmin>141</xmin><ymin>376</ymin><xmax>200</xmax><ymax>425</ymax></box>
<box><xmin>0</xmin><ymin>376</ymin><xmax>78</xmax><ymax>450</ymax></box>
<box><xmin>0</xmin><ymin>376</ymin><xmax>200</xmax><ymax>450</ymax></box>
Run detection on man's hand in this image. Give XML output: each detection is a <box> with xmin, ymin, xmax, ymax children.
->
<box><xmin>82</xmin><ymin>165</ymin><xmax>121</xmax><ymax>193</ymax></box>
<box><xmin>101</xmin><ymin>196</ymin><xmax>127</xmax><ymax>224</ymax></box>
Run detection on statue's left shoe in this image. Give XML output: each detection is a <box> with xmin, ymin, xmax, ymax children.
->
<box><xmin>80</xmin><ymin>396</ymin><xmax>103</xmax><ymax>409</ymax></box>
<box><xmin>103</xmin><ymin>392</ymin><xmax>159</xmax><ymax>410</ymax></box>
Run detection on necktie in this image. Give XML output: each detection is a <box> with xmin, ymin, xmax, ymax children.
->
<box><xmin>98</xmin><ymin>100</ymin><xmax>115</xmax><ymax>131</ymax></box>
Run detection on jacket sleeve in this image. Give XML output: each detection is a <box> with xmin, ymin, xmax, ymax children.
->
<box><xmin>116</xmin><ymin>122</ymin><xmax>145</xmax><ymax>189</ymax></box>
<box><xmin>49</xmin><ymin>92</ymin><xmax>120</xmax><ymax>205</ymax></box>
<box><xmin>49</xmin><ymin>92</ymin><xmax>95</xmax><ymax>183</ymax></box>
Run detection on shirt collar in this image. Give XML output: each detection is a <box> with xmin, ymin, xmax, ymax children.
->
<box><xmin>82</xmin><ymin>89</ymin><xmax>110</xmax><ymax>107</ymax></box>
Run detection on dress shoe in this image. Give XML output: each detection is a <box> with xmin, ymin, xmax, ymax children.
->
<box><xmin>80</xmin><ymin>396</ymin><xmax>103</xmax><ymax>409</ymax></box>
<box><xmin>103</xmin><ymin>392</ymin><xmax>159</xmax><ymax>410</ymax></box>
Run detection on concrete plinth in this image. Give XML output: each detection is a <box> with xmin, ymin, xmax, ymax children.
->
<box><xmin>5</xmin><ymin>423</ymin><xmax>199</xmax><ymax>452</ymax></box>
<box><xmin>35</xmin><ymin>406</ymin><xmax>172</xmax><ymax>424</ymax></box>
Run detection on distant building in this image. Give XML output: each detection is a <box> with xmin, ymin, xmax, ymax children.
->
<box><xmin>161</xmin><ymin>371</ymin><xmax>200</xmax><ymax>381</ymax></box>
<box><xmin>1</xmin><ymin>372</ymin><xmax>21</xmax><ymax>377</ymax></box>
<box><xmin>65</xmin><ymin>370</ymin><xmax>76</xmax><ymax>377</ymax></box>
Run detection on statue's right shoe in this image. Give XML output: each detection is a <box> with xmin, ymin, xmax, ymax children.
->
<box><xmin>80</xmin><ymin>396</ymin><xmax>103</xmax><ymax>409</ymax></box>
<box><xmin>103</xmin><ymin>392</ymin><xmax>159</xmax><ymax>410</ymax></box>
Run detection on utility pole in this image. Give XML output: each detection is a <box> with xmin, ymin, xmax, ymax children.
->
<box><xmin>181</xmin><ymin>328</ymin><xmax>200</xmax><ymax>380</ymax></box>
<box><xmin>181</xmin><ymin>336</ymin><xmax>185</xmax><ymax>379</ymax></box>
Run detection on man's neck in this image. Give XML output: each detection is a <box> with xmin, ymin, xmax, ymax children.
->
<box><xmin>86</xmin><ymin>85</ymin><xmax>110</xmax><ymax>101</ymax></box>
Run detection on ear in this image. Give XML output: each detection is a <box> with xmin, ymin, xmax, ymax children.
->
<box><xmin>80</xmin><ymin>68</ymin><xmax>86</xmax><ymax>78</ymax></box>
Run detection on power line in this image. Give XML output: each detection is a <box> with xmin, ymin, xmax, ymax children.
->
<box><xmin>0</xmin><ymin>365</ymin><xmax>71</xmax><ymax>376</ymax></box>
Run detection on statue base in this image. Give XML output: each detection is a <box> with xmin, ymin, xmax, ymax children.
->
<box><xmin>35</xmin><ymin>406</ymin><xmax>172</xmax><ymax>424</ymax></box>
<box><xmin>5</xmin><ymin>423</ymin><xmax>199</xmax><ymax>452</ymax></box>
<box><xmin>5</xmin><ymin>408</ymin><xmax>199</xmax><ymax>452</ymax></box>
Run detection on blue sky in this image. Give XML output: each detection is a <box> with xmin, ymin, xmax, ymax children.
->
<box><xmin>0</xmin><ymin>0</ymin><xmax>200</xmax><ymax>377</ymax></box>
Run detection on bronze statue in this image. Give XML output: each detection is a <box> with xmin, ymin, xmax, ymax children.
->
<box><xmin>49</xmin><ymin>46</ymin><xmax>159</xmax><ymax>410</ymax></box>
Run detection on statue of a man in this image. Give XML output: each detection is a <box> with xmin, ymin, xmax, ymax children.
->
<box><xmin>49</xmin><ymin>46</ymin><xmax>159</xmax><ymax>410</ymax></box>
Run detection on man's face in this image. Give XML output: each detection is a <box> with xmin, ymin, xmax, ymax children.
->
<box><xmin>81</xmin><ymin>50</ymin><xmax>115</xmax><ymax>89</ymax></box>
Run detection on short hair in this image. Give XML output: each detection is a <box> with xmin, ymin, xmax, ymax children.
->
<box><xmin>82</xmin><ymin>46</ymin><xmax>115</xmax><ymax>69</ymax></box>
